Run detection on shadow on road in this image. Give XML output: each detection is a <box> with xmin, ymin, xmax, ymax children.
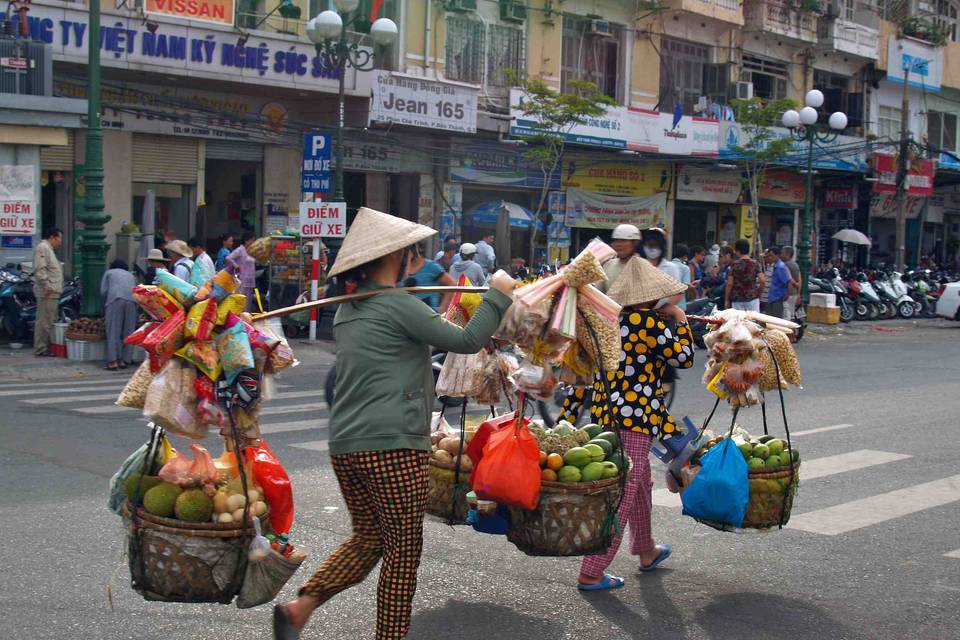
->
<box><xmin>409</xmin><ymin>600</ymin><xmax>566</xmax><ymax>639</ymax></box>
<box><xmin>694</xmin><ymin>591</ymin><xmax>856</xmax><ymax>640</ymax></box>
<box><xmin>577</xmin><ymin>570</ymin><xmax>688</xmax><ymax>639</ymax></box>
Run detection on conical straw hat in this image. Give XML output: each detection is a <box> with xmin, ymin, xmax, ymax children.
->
<box><xmin>329</xmin><ymin>207</ymin><xmax>437</xmax><ymax>277</ymax></box>
<box><xmin>607</xmin><ymin>256</ymin><xmax>687</xmax><ymax>308</ymax></box>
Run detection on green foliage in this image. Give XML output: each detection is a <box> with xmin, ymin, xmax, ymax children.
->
<box><xmin>900</xmin><ymin>17</ymin><xmax>951</xmax><ymax>47</ymax></box>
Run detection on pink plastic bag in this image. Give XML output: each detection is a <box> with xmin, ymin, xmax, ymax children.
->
<box><xmin>187</xmin><ymin>444</ymin><xmax>219</xmax><ymax>486</ymax></box>
<box><xmin>158</xmin><ymin>450</ymin><xmax>192</xmax><ymax>485</ymax></box>
<box><xmin>158</xmin><ymin>444</ymin><xmax>219</xmax><ymax>488</ymax></box>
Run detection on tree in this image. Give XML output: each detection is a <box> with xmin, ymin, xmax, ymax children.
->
<box><xmin>511</xmin><ymin>77</ymin><xmax>617</xmax><ymax>264</ymax></box>
<box><xmin>729</xmin><ymin>97</ymin><xmax>797</xmax><ymax>254</ymax></box>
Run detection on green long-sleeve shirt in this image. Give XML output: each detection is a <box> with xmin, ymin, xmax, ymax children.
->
<box><xmin>329</xmin><ymin>282</ymin><xmax>513</xmax><ymax>455</ymax></box>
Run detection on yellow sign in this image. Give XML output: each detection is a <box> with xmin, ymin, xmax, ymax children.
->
<box><xmin>737</xmin><ymin>205</ymin><xmax>756</xmax><ymax>241</ymax></box>
<box><xmin>560</xmin><ymin>156</ymin><xmax>671</xmax><ymax>196</ymax></box>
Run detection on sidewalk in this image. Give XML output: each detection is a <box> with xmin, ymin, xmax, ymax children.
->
<box><xmin>0</xmin><ymin>338</ymin><xmax>336</xmax><ymax>381</ymax></box>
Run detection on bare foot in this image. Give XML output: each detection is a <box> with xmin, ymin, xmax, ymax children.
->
<box><xmin>639</xmin><ymin>545</ymin><xmax>667</xmax><ymax>568</ymax></box>
<box><xmin>282</xmin><ymin>596</ymin><xmax>318</xmax><ymax>630</ymax></box>
<box><xmin>578</xmin><ymin>573</ymin><xmax>601</xmax><ymax>585</ymax></box>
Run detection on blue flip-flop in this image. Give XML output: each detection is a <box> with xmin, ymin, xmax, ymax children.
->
<box><xmin>578</xmin><ymin>574</ymin><xmax>625</xmax><ymax>591</ymax></box>
<box><xmin>639</xmin><ymin>544</ymin><xmax>672</xmax><ymax>572</ymax></box>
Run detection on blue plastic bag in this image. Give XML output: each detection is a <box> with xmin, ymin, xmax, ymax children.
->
<box><xmin>681</xmin><ymin>438</ymin><xmax>749</xmax><ymax>528</ymax></box>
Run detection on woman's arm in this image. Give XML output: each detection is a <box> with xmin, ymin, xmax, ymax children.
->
<box><xmin>398</xmin><ymin>288</ymin><xmax>512</xmax><ymax>354</ymax></box>
<box><xmin>225</xmin><ymin>246</ymin><xmax>242</xmax><ymax>270</ymax></box>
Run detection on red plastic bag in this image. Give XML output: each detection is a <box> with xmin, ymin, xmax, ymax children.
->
<box><xmin>471</xmin><ymin>422</ymin><xmax>542</xmax><ymax>510</ymax></box>
<box><xmin>465</xmin><ymin>412</ymin><xmax>529</xmax><ymax>466</ymax></box>
<box><xmin>243</xmin><ymin>440</ymin><xmax>294</xmax><ymax>534</ymax></box>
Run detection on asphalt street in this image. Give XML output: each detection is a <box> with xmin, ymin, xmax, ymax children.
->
<box><xmin>1</xmin><ymin>320</ymin><xmax>958</xmax><ymax>640</ymax></box>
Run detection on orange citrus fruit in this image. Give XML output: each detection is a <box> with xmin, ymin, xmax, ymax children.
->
<box><xmin>541</xmin><ymin>468</ymin><xmax>558</xmax><ymax>482</ymax></box>
<box><xmin>539</xmin><ymin>450</ymin><xmax>548</xmax><ymax>467</ymax></box>
<box><xmin>546</xmin><ymin>453</ymin><xmax>564</xmax><ymax>471</ymax></box>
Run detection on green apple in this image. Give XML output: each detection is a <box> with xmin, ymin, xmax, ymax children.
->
<box><xmin>738</xmin><ymin>442</ymin><xmax>753</xmax><ymax>459</ymax></box>
<box><xmin>767</xmin><ymin>439</ymin><xmax>786</xmax><ymax>457</ymax></box>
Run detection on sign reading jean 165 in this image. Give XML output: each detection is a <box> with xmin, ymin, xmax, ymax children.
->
<box><xmin>370</xmin><ymin>71</ymin><xmax>478</xmax><ymax>133</ymax></box>
<box><xmin>299</xmin><ymin>202</ymin><xmax>346</xmax><ymax>238</ymax></box>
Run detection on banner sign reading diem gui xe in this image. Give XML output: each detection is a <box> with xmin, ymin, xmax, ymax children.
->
<box><xmin>299</xmin><ymin>202</ymin><xmax>345</xmax><ymax>238</ymax></box>
<box><xmin>0</xmin><ymin>165</ymin><xmax>36</xmax><ymax>236</ymax></box>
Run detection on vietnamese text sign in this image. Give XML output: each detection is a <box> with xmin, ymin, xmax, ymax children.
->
<box><xmin>719</xmin><ymin>122</ymin><xmax>867</xmax><ymax>172</ymax></box>
<box><xmin>302</xmin><ymin>133</ymin><xmax>332</xmax><ymax>192</ymax></box>
<box><xmin>0</xmin><ymin>201</ymin><xmax>35</xmax><ymax>235</ymax></box>
<box><xmin>371</xmin><ymin>72</ymin><xmax>478</xmax><ymax>133</ymax></box>
<box><xmin>145</xmin><ymin>0</ymin><xmax>235</xmax><ymax>27</ymax></box>
<box><xmin>676</xmin><ymin>165</ymin><xmax>744</xmax><ymax>203</ymax></box>
<box><xmin>0</xmin><ymin>165</ymin><xmax>36</xmax><ymax>237</ymax></box>
<box><xmin>565</xmin><ymin>189</ymin><xmax>666</xmax><ymax>229</ymax></box>
<box><xmin>759</xmin><ymin>172</ymin><xmax>806</xmax><ymax>208</ymax></box>
<box><xmin>872</xmin><ymin>153</ymin><xmax>935</xmax><ymax>197</ymax></box>
<box><xmin>870</xmin><ymin>193</ymin><xmax>924</xmax><ymax>219</ymax></box>
<box><xmin>299</xmin><ymin>201</ymin><xmax>345</xmax><ymax>238</ymax></box>
<box><xmin>561</xmin><ymin>157</ymin><xmax>671</xmax><ymax>196</ymax></box>
<box><xmin>886</xmin><ymin>38</ymin><xmax>943</xmax><ymax>92</ymax></box>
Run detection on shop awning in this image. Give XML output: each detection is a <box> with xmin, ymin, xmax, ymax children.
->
<box><xmin>466</xmin><ymin>200</ymin><xmax>544</xmax><ymax>229</ymax></box>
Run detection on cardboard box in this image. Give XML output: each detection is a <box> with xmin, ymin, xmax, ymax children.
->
<box><xmin>807</xmin><ymin>305</ymin><xmax>840</xmax><ymax>324</ymax></box>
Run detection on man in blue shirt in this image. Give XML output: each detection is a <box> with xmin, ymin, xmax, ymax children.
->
<box><xmin>763</xmin><ymin>245</ymin><xmax>794</xmax><ymax>319</ymax></box>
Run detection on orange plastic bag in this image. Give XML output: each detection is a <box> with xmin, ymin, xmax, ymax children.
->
<box><xmin>471</xmin><ymin>421</ymin><xmax>542</xmax><ymax>510</ymax></box>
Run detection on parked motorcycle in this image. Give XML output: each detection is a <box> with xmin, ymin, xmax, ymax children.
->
<box><xmin>0</xmin><ymin>267</ymin><xmax>81</xmax><ymax>339</ymax></box>
<box><xmin>808</xmin><ymin>269</ymin><xmax>854</xmax><ymax>323</ymax></box>
<box><xmin>847</xmin><ymin>272</ymin><xmax>882</xmax><ymax>321</ymax></box>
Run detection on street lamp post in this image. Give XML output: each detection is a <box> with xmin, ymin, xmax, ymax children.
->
<box><xmin>307</xmin><ymin>0</ymin><xmax>398</xmax><ymax>202</ymax></box>
<box><xmin>781</xmin><ymin>90</ymin><xmax>847</xmax><ymax>303</ymax></box>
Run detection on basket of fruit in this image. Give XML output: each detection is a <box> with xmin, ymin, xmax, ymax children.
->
<box><xmin>426</xmin><ymin>432</ymin><xmax>475</xmax><ymax>523</ymax></box>
<box><xmin>65</xmin><ymin>317</ymin><xmax>106</xmax><ymax>341</ymax></box>
<box><xmin>505</xmin><ymin>423</ymin><xmax>627</xmax><ymax>556</ymax></box>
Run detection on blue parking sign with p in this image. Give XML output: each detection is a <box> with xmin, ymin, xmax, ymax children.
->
<box><xmin>302</xmin><ymin>133</ymin><xmax>332</xmax><ymax>192</ymax></box>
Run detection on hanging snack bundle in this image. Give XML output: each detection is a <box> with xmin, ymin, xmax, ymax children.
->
<box><xmin>176</xmin><ymin>340</ymin><xmax>223</xmax><ymax>381</ymax></box>
<box><xmin>185</xmin><ymin>298</ymin><xmax>218</xmax><ymax>341</ymax></box>
<box><xmin>142</xmin><ymin>310</ymin><xmax>187</xmax><ymax>372</ymax></box>
<box><xmin>217</xmin><ymin>322</ymin><xmax>255</xmax><ymax>384</ymax></box>
<box><xmin>156</xmin><ymin>270</ymin><xmax>199</xmax><ymax>307</ymax></box>
<box><xmin>132</xmin><ymin>285</ymin><xmax>182</xmax><ymax>320</ymax></box>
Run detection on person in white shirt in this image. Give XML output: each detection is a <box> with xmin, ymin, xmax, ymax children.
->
<box><xmin>165</xmin><ymin>240</ymin><xmax>194</xmax><ymax>282</ymax></box>
<box><xmin>188</xmin><ymin>237</ymin><xmax>216</xmax><ymax>286</ymax></box>
<box><xmin>474</xmin><ymin>234</ymin><xmax>496</xmax><ymax>274</ymax></box>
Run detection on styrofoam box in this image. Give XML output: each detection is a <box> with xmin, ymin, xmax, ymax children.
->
<box><xmin>809</xmin><ymin>293</ymin><xmax>836</xmax><ymax>307</ymax></box>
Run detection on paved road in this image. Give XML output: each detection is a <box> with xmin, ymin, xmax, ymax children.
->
<box><xmin>1</xmin><ymin>321</ymin><xmax>958</xmax><ymax>639</ymax></box>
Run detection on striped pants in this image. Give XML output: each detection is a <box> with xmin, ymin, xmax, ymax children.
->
<box><xmin>580</xmin><ymin>430</ymin><xmax>656</xmax><ymax>578</ymax></box>
<box><xmin>300</xmin><ymin>449</ymin><xmax>430</xmax><ymax>639</ymax></box>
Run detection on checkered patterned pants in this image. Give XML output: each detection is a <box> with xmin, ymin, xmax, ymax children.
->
<box><xmin>300</xmin><ymin>449</ymin><xmax>430</xmax><ymax>639</ymax></box>
<box><xmin>580</xmin><ymin>429</ymin><xmax>656</xmax><ymax>578</ymax></box>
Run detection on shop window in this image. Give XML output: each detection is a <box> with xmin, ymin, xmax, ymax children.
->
<box><xmin>446</xmin><ymin>15</ymin><xmax>485</xmax><ymax>85</ymax></box>
<box><xmin>927</xmin><ymin>110</ymin><xmax>958</xmax><ymax>153</ymax></box>
<box><xmin>813</xmin><ymin>71</ymin><xmax>862</xmax><ymax>130</ymax></box>
<box><xmin>487</xmin><ymin>24</ymin><xmax>526</xmax><ymax>89</ymax></box>
<box><xmin>741</xmin><ymin>55</ymin><xmax>788</xmax><ymax>101</ymax></box>
<box><xmin>878</xmin><ymin>105</ymin><xmax>901</xmax><ymax>140</ymax></box>
<box><xmin>561</xmin><ymin>15</ymin><xmax>624</xmax><ymax>102</ymax></box>
<box><xmin>132</xmin><ymin>183</ymin><xmax>191</xmax><ymax>241</ymax></box>
<box><xmin>659</xmin><ymin>38</ymin><xmax>727</xmax><ymax>115</ymax></box>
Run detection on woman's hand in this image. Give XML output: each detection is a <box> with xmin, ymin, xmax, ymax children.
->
<box><xmin>657</xmin><ymin>303</ymin><xmax>687</xmax><ymax>324</ymax></box>
<box><xmin>489</xmin><ymin>270</ymin><xmax>516</xmax><ymax>296</ymax></box>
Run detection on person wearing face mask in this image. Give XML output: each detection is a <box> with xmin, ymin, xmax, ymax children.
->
<box><xmin>640</xmin><ymin>228</ymin><xmax>686</xmax><ymax>309</ymax></box>
<box><xmin>275</xmin><ymin>208</ymin><xmax>515</xmax><ymax>640</ymax></box>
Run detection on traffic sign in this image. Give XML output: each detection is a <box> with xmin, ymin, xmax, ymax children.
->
<box><xmin>302</xmin><ymin>132</ymin><xmax>332</xmax><ymax>192</ymax></box>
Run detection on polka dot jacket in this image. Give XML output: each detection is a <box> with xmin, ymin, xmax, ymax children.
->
<box><xmin>561</xmin><ymin>308</ymin><xmax>694</xmax><ymax>441</ymax></box>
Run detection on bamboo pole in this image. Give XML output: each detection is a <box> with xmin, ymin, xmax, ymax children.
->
<box><xmin>250</xmin><ymin>286</ymin><xmax>490</xmax><ymax>321</ymax></box>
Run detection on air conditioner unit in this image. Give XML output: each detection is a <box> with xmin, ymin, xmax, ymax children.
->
<box><xmin>0</xmin><ymin>39</ymin><xmax>52</xmax><ymax>97</ymax></box>
<box><xmin>587</xmin><ymin>19</ymin><xmax>613</xmax><ymax>37</ymax></box>
<box><xmin>499</xmin><ymin>0</ymin><xmax>527</xmax><ymax>22</ymax></box>
<box><xmin>446</xmin><ymin>0</ymin><xmax>478</xmax><ymax>12</ymax></box>
<box><xmin>735</xmin><ymin>80</ymin><xmax>754</xmax><ymax>99</ymax></box>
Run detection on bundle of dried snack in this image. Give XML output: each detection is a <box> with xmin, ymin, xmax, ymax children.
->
<box><xmin>762</xmin><ymin>328</ymin><xmax>802</xmax><ymax>387</ymax></box>
<box><xmin>472</xmin><ymin>350</ymin><xmax>519</xmax><ymax>406</ymax></box>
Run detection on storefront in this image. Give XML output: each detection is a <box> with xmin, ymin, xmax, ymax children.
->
<box><xmin>817</xmin><ymin>183</ymin><xmax>863</xmax><ymax>267</ymax></box>
<box><xmin>756</xmin><ymin>171</ymin><xmax>804</xmax><ymax>251</ymax></box>
<box><xmin>674</xmin><ymin>164</ymin><xmax>746</xmax><ymax>248</ymax></box>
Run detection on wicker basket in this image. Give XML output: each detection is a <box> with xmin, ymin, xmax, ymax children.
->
<box><xmin>506</xmin><ymin>473</ymin><xmax>625</xmax><ymax>557</ymax></box>
<box><xmin>743</xmin><ymin>460</ymin><xmax>800</xmax><ymax>529</ymax></box>
<box><xmin>122</xmin><ymin>501</ymin><xmax>267</xmax><ymax>603</ymax></box>
<box><xmin>65</xmin><ymin>330</ymin><xmax>106</xmax><ymax>342</ymax></box>
<box><xmin>425</xmin><ymin>459</ymin><xmax>471</xmax><ymax>523</ymax></box>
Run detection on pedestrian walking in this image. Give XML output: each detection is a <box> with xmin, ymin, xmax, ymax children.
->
<box><xmin>762</xmin><ymin>246</ymin><xmax>793</xmax><ymax>319</ymax></box>
<box><xmin>725</xmin><ymin>239</ymin><xmax>765</xmax><ymax>312</ymax></box>
<box><xmin>671</xmin><ymin>243</ymin><xmax>697</xmax><ymax>305</ymax></box>
<box><xmin>32</xmin><ymin>228</ymin><xmax>64</xmax><ymax>357</ymax></box>
<box><xmin>273</xmin><ymin>207</ymin><xmax>514</xmax><ymax>640</ymax></box>
<box><xmin>700</xmin><ymin>246</ymin><xmax>735</xmax><ymax>306</ymax></box>
<box><xmin>401</xmin><ymin>241</ymin><xmax>457</xmax><ymax>312</ymax></box>
<box><xmin>474</xmin><ymin>233</ymin><xmax>497</xmax><ymax>274</ymax></box>
<box><xmin>188</xmin><ymin>237</ymin><xmax>216</xmax><ymax>286</ymax></box>
<box><xmin>576</xmin><ymin>255</ymin><xmax>692</xmax><ymax>590</ymax></box>
<box><xmin>434</xmin><ymin>237</ymin><xmax>459</xmax><ymax>270</ymax></box>
<box><xmin>690</xmin><ymin>245</ymin><xmax>705</xmax><ymax>295</ymax></box>
<box><xmin>165</xmin><ymin>239</ymin><xmax>194</xmax><ymax>282</ymax></box>
<box><xmin>216</xmin><ymin>233</ymin><xmax>234</xmax><ymax>271</ymax></box>
<box><xmin>448</xmin><ymin>242</ymin><xmax>487</xmax><ymax>286</ymax></box>
<box><xmin>782</xmin><ymin>246</ymin><xmax>801</xmax><ymax>321</ymax></box>
<box><xmin>101</xmin><ymin>260</ymin><xmax>139</xmax><ymax>371</ymax></box>
<box><xmin>226</xmin><ymin>231</ymin><xmax>257</xmax><ymax>310</ymax></box>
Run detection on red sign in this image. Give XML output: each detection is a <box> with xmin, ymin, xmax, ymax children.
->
<box><xmin>823</xmin><ymin>185</ymin><xmax>857</xmax><ymax>209</ymax></box>
<box><xmin>872</xmin><ymin>154</ymin><xmax>935</xmax><ymax>197</ymax></box>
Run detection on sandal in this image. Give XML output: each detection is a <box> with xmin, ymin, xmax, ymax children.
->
<box><xmin>273</xmin><ymin>605</ymin><xmax>299</xmax><ymax>640</ymax></box>
<box><xmin>105</xmin><ymin>364</ymin><xmax>119</xmax><ymax>371</ymax></box>
<box><xmin>639</xmin><ymin>544</ymin><xmax>672</xmax><ymax>572</ymax></box>
<box><xmin>578</xmin><ymin>574</ymin><xmax>625</xmax><ymax>591</ymax></box>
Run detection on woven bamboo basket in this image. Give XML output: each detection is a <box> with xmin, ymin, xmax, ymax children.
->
<box><xmin>122</xmin><ymin>501</ymin><xmax>268</xmax><ymax>603</ymax></box>
<box><xmin>506</xmin><ymin>472</ymin><xmax>625</xmax><ymax>557</ymax></box>
<box><xmin>743</xmin><ymin>460</ymin><xmax>800</xmax><ymax>529</ymax></box>
<box><xmin>425</xmin><ymin>459</ymin><xmax>471</xmax><ymax>523</ymax></box>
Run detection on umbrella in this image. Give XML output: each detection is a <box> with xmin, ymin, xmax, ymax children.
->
<box><xmin>466</xmin><ymin>200</ymin><xmax>544</xmax><ymax>229</ymax></box>
<box><xmin>495</xmin><ymin>201</ymin><xmax>511</xmax><ymax>272</ymax></box>
<box><xmin>832</xmin><ymin>229</ymin><xmax>871</xmax><ymax>246</ymax></box>
<box><xmin>136</xmin><ymin>189</ymin><xmax>156</xmax><ymax>274</ymax></box>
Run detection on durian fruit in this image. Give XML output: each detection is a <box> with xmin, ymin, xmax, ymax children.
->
<box><xmin>124</xmin><ymin>474</ymin><xmax>161</xmax><ymax>502</ymax></box>
<box><xmin>174</xmin><ymin>488</ymin><xmax>215</xmax><ymax>522</ymax></box>
<box><xmin>143</xmin><ymin>483</ymin><xmax>183</xmax><ymax>517</ymax></box>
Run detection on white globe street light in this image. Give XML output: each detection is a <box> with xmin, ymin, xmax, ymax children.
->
<box><xmin>805</xmin><ymin>89</ymin><xmax>825</xmax><ymax>109</ymax></box>
<box><xmin>307</xmin><ymin>10</ymin><xmax>342</xmax><ymax>43</ymax></box>
<box><xmin>799</xmin><ymin>106</ymin><xmax>819</xmax><ymax>126</ymax></box>
<box><xmin>828</xmin><ymin>111</ymin><xmax>848</xmax><ymax>131</ymax></box>
<box><xmin>333</xmin><ymin>0</ymin><xmax>360</xmax><ymax>12</ymax></box>
<box><xmin>370</xmin><ymin>17</ymin><xmax>399</xmax><ymax>46</ymax></box>
<box><xmin>782</xmin><ymin>109</ymin><xmax>801</xmax><ymax>128</ymax></box>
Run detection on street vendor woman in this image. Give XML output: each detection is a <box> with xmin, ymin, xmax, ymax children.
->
<box><xmin>575</xmin><ymin>252</ymin><xmax>693</xmax><ymax>590</ymax></box>
<box><xmin>274</xmin><ymin>207</ymin><xmax>515</xmax><ymax>640</ymax></box>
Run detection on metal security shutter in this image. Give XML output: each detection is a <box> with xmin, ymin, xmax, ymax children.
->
<box><xmin>205</xmin><ymin>140</ymin><xmax>263</xmax><ymax>162</ymax></box>
<box><xmin>132</xmin><ymin>134</ymin><xmax>198</xmax><ymax>183</ymax></box>
<box><xmin>39</xmin><ymin>130</ymin><xmax>74</xmax><ymax>171</ymax></box>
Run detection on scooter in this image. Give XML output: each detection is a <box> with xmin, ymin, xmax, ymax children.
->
<box><xmin>873</xmin><ymin>272</ymin><xmax>916</xmax><ymax>319</ymax></box>
<box><xmin>0</xmin><ymin>273</ymin><xmax>81</xmax><ymax>339</ymax></box>
<box><xmin>849</xmin><ymin>272</ymin><xmax>882</xmax><ymax>321</ymax></box>
<box><xmin>808</xmin><ymin>270</ymin><xmax>854</xmax><ymax>323</ymax></box>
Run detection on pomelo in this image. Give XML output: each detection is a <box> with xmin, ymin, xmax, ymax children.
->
<box><xmin>583</xmin><ymin>424</ymin><xmax>603</xmax><ymax>439</ymax></box>
<box><xmin>557</xmin><ymin>465</ymin><xmax>582</xmax><ymax>483</ymax></box>
<box><xmin>765</xmin><ymin>454</ymin><xmax>782</xmax><ymax>468</ymax></box>
<box><xmin>737</xmin><ymin>442</ymin><xmax>753</xmax><ymax>459</ymax></box>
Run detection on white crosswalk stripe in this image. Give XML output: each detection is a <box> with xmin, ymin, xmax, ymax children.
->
<box><xmin>22</xmin><ymin>393</ymin><xmax>122</xmax><ymax>405</ymax></box>
<box><xmin>290</xmin><ymin>440</ymin><xmax>330</xmax><ymax>453</ymax></box>
<box><xmin>260</xmin><ymin>418</ymin><xmax>329</xmax><ymax>435</ymax></box>
<box><xmin>0</xmin><ymin>383</ymin><xmax>124</xmax><ymax>397</ymax></box>
<box><xmin>944</xmin><ymin>549</ymin><xmax>960</xmax><ymax>559</ymax></box>
<box><xmin>790</xmin><ymin>423</ymin><xmax>854</xmax><ymax>437</ymax></box>
<box><xmin>0</xmin><ymin>377</ymin><xmax>127</xmax><ymax>389</ymax></box>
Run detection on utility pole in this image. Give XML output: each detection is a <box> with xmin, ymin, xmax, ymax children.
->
<box><xmin>894</xmin><ymin>63</ymin><xmax>911</xmax><ymax>271</ymax></box>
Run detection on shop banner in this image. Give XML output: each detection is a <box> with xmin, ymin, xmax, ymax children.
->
<box><xmin>870</xmin><ymin>193</ymin><xmax>924</xmax><ymax>219</ymax></box>
<box><xmin>759</xmin><ymin>172</ymin><xmax>806</xmax><ymax>208</ymax></box>
<box><xmin>370</xmin><ymin>72</ymin><xmax>478</xmax><ymax>133</ymax></box>
<box><xmin>145</xmin><ymin>0</ymin><xmax>235</xmax><ymax>27</ymax></box>
<box><xmin>5</xmin><ymin>5</ymin><xmax>362</xmax><ymax>93</ymax></box>
<box><xmin>440</xmin><ymin>183</ymin><xmax>463</xmax><ymax>241</ymax></box>
<box><xmin>676</xmin><ymin>165</ymin><xmax>744</xmax><ymax>203</ymax></box>
<box><xmin>872</xmin><ymin>153</ymin><xmax>935</xmax><ymax>197</ymax></box>
<box><xmin>940</xmin><ymin>151</ymin><xmax>960</xmax><ymax>172</ymax></box>
<box><xmin>886</xmin><ymin>38</ymin><xmax>943</xmax><ymax>92</ymax></box>
<box><xmin>448</xmin><ymin>139</ymin><xmax>557</xmax><ymax>188</ymax></box>
<box><xmin>565</xmin><ymin>188</ymin><xmax>666</xmax><ymax>229</ymax></box>
<box><xmin>738</xmin><ymin>205</ymin><xmax>755</xmax><ymax>242</ymax></box>
<box><xmin>509</xmin><ymin>89</ymin><xmax>718</xmax><ymax>156</ymax></box>
<box><xmin>823</xmin><ymin>185</ymin><xmax>858</xmax><ymax>210</ymax></box>
<box><xmin>718</xmin><ymin>122</ymin><xmax>867</xmax><ymax>172</ymax></box>
<box><xmin>561</xmin><ymin>156</ymin><xmax>670</xmax><ymax>196</ymax></box>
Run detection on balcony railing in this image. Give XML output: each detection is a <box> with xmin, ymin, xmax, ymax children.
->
<box><xmin>817</xmin><ymin>18</ymin><xmax>880</xmax><ymax>59</ymax></box>
<box><xmin>744</xmin><ymin>0</ymin><xmax>819</xmax><ymax>43</ymax></box>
